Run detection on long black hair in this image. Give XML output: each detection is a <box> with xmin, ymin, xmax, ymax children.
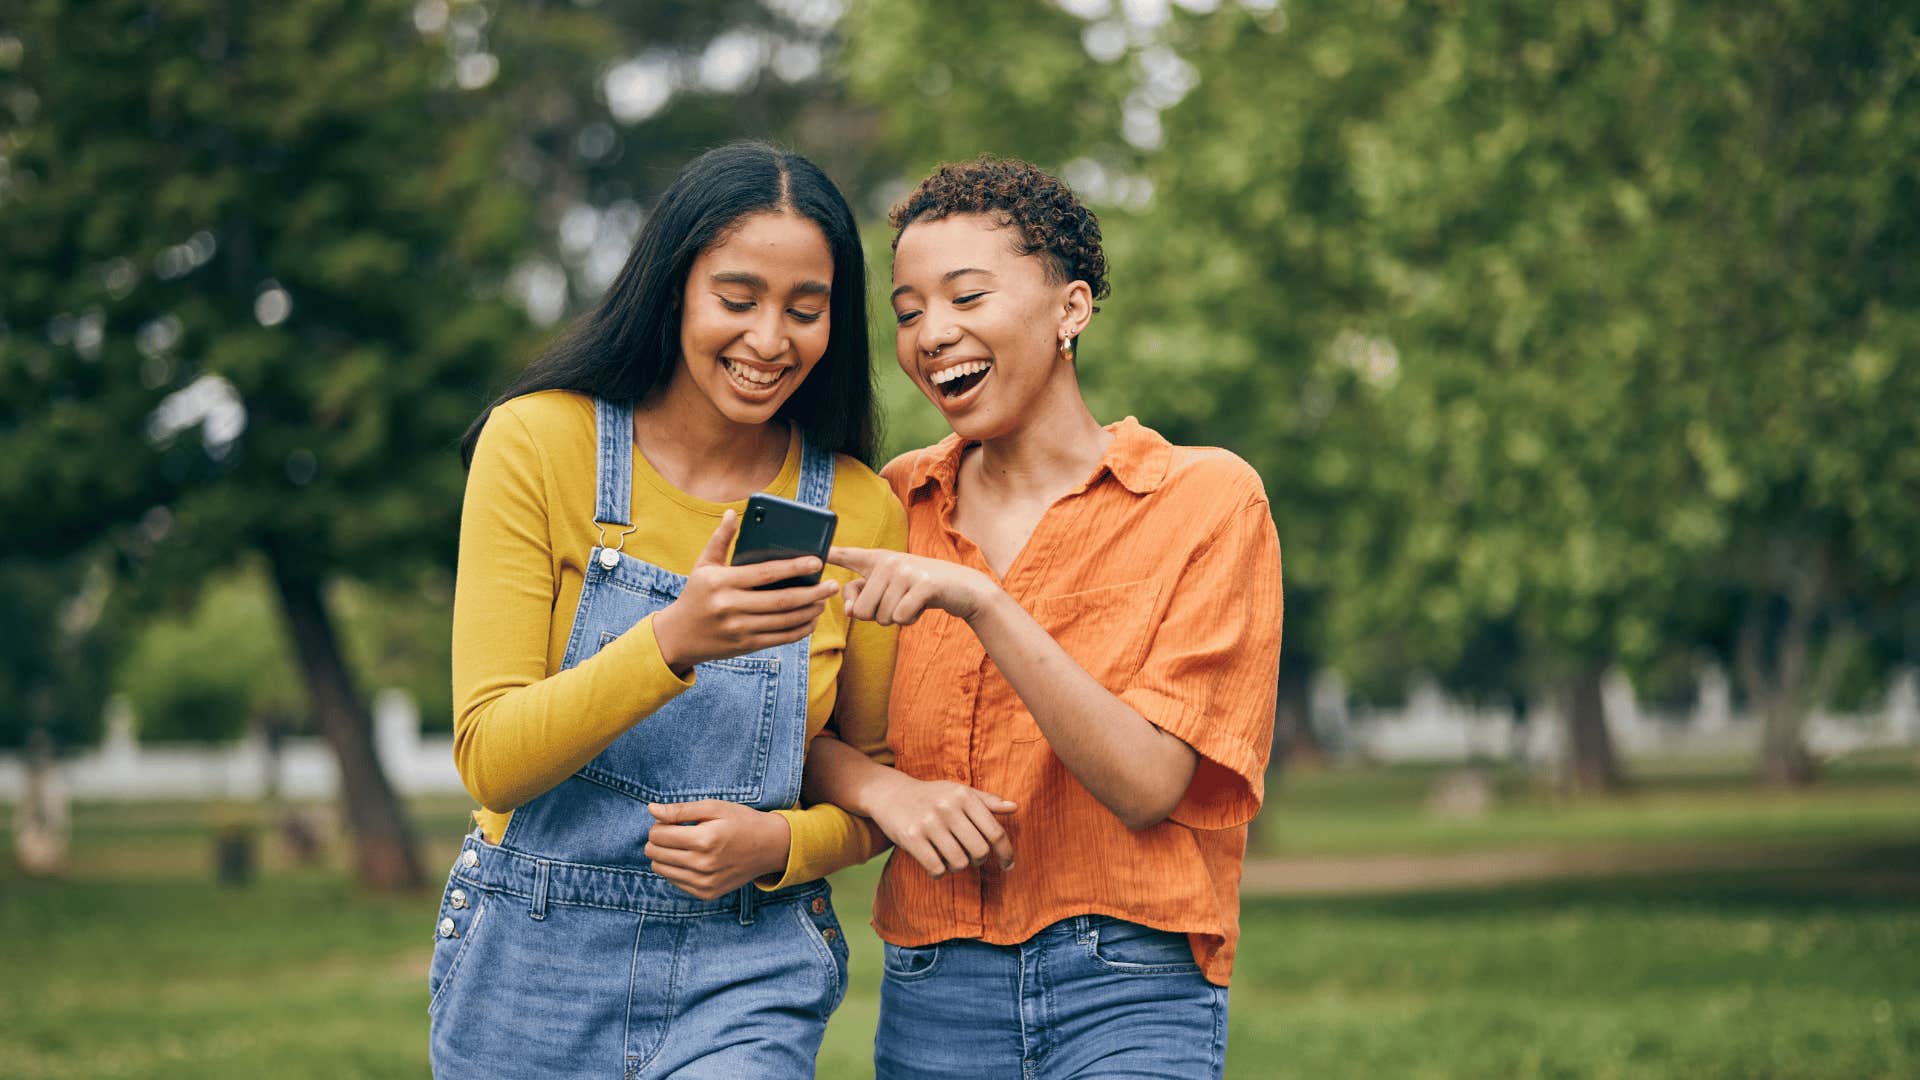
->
<box><xmin>460</xmin><ymin>142</ymin><xmax>877</xmax><ymax>468</ymax></box>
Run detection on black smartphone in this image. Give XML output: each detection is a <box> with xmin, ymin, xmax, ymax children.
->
<box><xmin>730</xmin><ymin>493</ymin><xmax>838</xmax><ymax>590</ymax></box>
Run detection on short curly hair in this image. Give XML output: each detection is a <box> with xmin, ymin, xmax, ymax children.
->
<box><xmin>889</xmin><ymin>156</ymin><xmax>1110</xmax><ymax>308</ymax></box>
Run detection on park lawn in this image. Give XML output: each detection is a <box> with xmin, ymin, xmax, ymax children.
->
<box><xmin>1252</xmin><ymin>753</ymin><xmax>1920</xmax><ymax>858</ymax></box>
<box><xmin>1</xmin><ymin>762</ymin><xmax>1916</xmax><ymax>1078</ymax></box>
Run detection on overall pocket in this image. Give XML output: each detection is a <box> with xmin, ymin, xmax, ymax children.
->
<box><xmin>577</xmin><ymin>628</ymin><xmax>781</xmax><ymax>804</ymax></box>
<box><xmin>427</xmin><ymin>871</ymin><xmax>492</xmax><ymax>1013</ymax></box>
<box><xmin>795</xmin><ymin>895</ymin><xmax>852</xmax><ymax>1017</ymax></box>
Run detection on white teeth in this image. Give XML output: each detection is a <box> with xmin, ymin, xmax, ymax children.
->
<box><xmin>930</xmin><ymin>361</ymin><xmax>991</xmax><ymax>386</ymax></box>
<box><xmin>724</xmin><ymin>359</ymin><xmax>783</xmax><ymax>386</ymax></box>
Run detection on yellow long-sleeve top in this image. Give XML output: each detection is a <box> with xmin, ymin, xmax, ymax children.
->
<box><xmin>451</xmin><ymin>389</ymin><xmax>900</xmax><ymax>889</ymax></box>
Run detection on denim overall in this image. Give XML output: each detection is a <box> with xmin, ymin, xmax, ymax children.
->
<box><xmin>429</xmin><ymin>398</ymin><xmax>850</xmax><ymax>1079</ymax></box>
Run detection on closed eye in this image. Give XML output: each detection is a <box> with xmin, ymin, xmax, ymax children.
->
<box><xmin>894</xmin><ymin>309</ymin><xmax>921</xmax><ymax>326</ymax></box>
<box><xmin>719</xmin><ymin>297</ymin><xmax>754</xmax><ymax>312</ymax></box>
<box><xmin>954</xmin><ymin>292</ymin><xmax>986</xmax><ymax>305</ymax></box>
<box><xmin>789</xmin><ymin>308</ymin><xmax>824</xmax><ymax>323</ymax></box>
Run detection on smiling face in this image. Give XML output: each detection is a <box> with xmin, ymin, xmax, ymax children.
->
<box><xmin>890</xmin><ymin>214</ymin><xmax>1091</xmax><ymax>441</ymax></box>
<box><xmin>671</xmin><ymin>209</ymin><xmax>834</xmax><ymax>428</ymax></box>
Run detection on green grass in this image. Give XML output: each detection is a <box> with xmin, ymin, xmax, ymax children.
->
<box><xmin>1253</xmin><ymin>754</ymin><xmax>1920</xmax><ymax>857</ymax></box>
<box><xmin>2</xmin><ymin>759</ymin><xmax>1916</xmax><ymax>1078</ymax></box>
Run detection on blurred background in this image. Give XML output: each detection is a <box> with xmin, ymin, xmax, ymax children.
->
<box><xmin>2</xmin><ymin>0</ymin><xmax>1917</xmax><ymax>1076</ymax></box>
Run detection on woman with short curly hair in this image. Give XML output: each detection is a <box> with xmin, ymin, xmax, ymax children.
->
<box><xmin>811</xmin><ymin>156</ymin><xmax>1283</xmax><ymax>1079</ymax></box>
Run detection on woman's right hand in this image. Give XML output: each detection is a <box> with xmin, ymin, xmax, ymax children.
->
<box><xmin>651</xmin><ymin>509</ymin><xmax>839</xmax><ymax>678</ymax></box>
<box><xmin>865</xmin><ymin>772</ymin><xmax>1019</xmax><ymax>877</ymax></box>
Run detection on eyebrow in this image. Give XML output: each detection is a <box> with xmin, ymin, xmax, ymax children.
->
<box><xmin>890</xmin><ymin>266</ymin><xmax>996</xmax><ymax>301</ymax></box>
<box><xmin>711</xmin><ymin>271</ymin><xmax>831</xmax><ymax>298</ymax></box>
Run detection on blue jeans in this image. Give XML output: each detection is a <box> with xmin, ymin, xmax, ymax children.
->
<box><xmin>875</xmin><ymin>915</ymin><xmax>1229</xmax><ymax>1079</ymax></box>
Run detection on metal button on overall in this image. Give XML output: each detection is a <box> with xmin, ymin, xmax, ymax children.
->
<box><xmin>438</xmin><ymin>918</ymin><xmax>456</xmax><ymax>938</ymax></box>
<box><xmin>811</xmin><ymin>898</ymin><xmax>827</xmax><ymax>915</ymax></box>
<box><xmin>461</xmin><ymin>849</ymin><xmax>479</xmax><ymax>869</ymax></box>
<box><xmin>822</xmin><ymin>928</ymin><xmax>838</xmax><ymax>943</ymax></box>
<box><xmin>450</xmin><ymin>889</ymin><xmax>468</xmax><ymax>909</ymax></box>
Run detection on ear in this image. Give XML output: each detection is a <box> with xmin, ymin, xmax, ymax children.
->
<box><xmin>1059</xmin><ymin>280</ymin><xmax>1095</xmax><ymax>340</ymax></box>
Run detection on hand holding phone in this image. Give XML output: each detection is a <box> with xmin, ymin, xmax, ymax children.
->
<box><xmin>650</xmin><ymin>506</ymin><xmax>839</xmax><ymax>676</ymax></box>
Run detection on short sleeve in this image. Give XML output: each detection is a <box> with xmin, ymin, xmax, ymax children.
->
<box><xmin>1118</xmin><ymin>499</ymin><xmax>1282</xmax><ymax>830</ymax></box>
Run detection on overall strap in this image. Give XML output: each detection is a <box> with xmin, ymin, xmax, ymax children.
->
<box><xmin>794</xmin><ymin>435</ymin><xmax>836</xmax><ymax>510</ymax></box>
<box><xmin>592</xmin><ymin>398</ymin><xmax>635</xmax><ymax>530</ymax></box>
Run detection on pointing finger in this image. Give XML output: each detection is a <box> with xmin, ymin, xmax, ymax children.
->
<box><xmin>827</xmin><ymin>545</ymin><xmax>880</xmax><ymax>575</ymax></box>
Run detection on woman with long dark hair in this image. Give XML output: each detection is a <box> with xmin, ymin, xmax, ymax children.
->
<box><xmin>812</xmin><ymin>157</ymin><xmax>1283</xmax><ymax>1079</ymax></box>
<box><xmin>431</xmin><ymin>143</ymin><xmax>903</xmax><ymax>1077</ymax></box>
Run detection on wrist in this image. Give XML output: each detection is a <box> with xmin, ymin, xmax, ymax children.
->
<box><xmin>858</xmin><ymin>767</ymin><xmax>922</xmax><ymax>820</ymax></box>
<box><xmin>651</xmin><ymin>607</ymin><xmax>697</xmax><ymax>678</ymax></box>
<box><xmin>961</xmin><ymin>578</ymin><xmax>1011</xmax><ymax>631</ymax></box>
<box><xmin>754</xmin><ymin>810</ymin><xmax>793</xmax><ymax>882</ymax></box>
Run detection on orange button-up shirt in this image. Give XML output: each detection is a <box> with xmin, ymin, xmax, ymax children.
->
<box><xmin>871</xmin><ymin>417</ymin><xmax>1282</xmax><ymax>986</ymax></box>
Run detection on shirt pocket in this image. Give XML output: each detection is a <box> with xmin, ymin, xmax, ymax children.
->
<box><xmin>1014</xmin><ymin>579</ymin><xmax>1162</xmax><ymax>743</ymax></box>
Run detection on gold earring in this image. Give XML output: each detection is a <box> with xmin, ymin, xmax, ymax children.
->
<box><xmin>1059</xmin><ymin>332</ymin><xmax>1075</xmax><ymax>361</ymax></box>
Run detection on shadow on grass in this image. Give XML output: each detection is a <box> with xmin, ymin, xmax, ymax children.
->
<box><xmin>1246</xmin><ymin>842</ymin><xmax>1920</xmax><ymax>922</ymax></box>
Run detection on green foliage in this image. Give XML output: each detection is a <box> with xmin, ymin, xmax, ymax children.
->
<box><xmin>842</xmin><ymin>0</ymin><xmax>1920</xmax><ymax>720</ymax></box>
<box><xmin>0</xmin><ymin>553</ymin><xmax>117</xmax><ymax>751</ymax></box>
<box><xmin>334</xmin><ymin>575</ymin><xmax>456</xmax><ymax>734</ymax></box>
<box><xmin>115</xmin><ymin>565</ymin><xmax>302</xmax><ymax>743</ymax></box>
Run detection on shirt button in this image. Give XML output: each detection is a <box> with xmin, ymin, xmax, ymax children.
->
<box><xmin>438</xmin><ymin>917</ymin><xmax>457</xmax><ymax>938</ymax></box>
<box><xmin>821</xmin><ymin>928</ymin><xmax>838</xmax><ymax>943</ymax></box>
<box><xmin>460</xmin><ymin>849</ymin><xmax>479</xmax><ymax>869</ymax></box>
<box><xmin>450</xmin><ymin>889</ymin><xmax>468</xmax><ymax>909</ymax></box>
<box><xmin>810</xmin><ymin>898</ymin><xmax>827</xmax><ymax>915</ymax></box>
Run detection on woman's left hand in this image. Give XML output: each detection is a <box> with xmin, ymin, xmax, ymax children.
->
<box><xmin>644</xmin><ymin>800</ymin><xmax>791</xmax><ymax>899</ymax></box>
<box><xmin>828</xmin><ymin>547</ymin><xmax>997</xmax><ymax>626</ymax></box>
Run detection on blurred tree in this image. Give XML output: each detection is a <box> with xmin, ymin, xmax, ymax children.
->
<box><xmin>841</xmin><ymin>0</ymin><xmax>1919</xmax><ymax>791</ymax></box>
<box><xmin>1</xmin><ymin>0</ymin><xmax>904</xmax><ymax>889</ymax></box>
<box><xmin>0</xmin><ymin>0</ymin><xmax>540</xmax><ymax>888</ymax></box>
<box><xmin>115</xmin><ymin>564</ymin><xmax>304</xmax><ymax>743</ymax></box>
<box><xmin>0</xmin><ymin>553</ymin><xmax>117</xmax><ymax>753</ymax></box>
<box><xmin>1640</xmin><ymin>3</ymin><xmax>1920</xmax><ymax>783</ymax></box>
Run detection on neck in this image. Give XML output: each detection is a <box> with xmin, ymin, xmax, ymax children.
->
<box><xmin>971</xmin><ymin>378</ymin><xmax>1111</xmax><ymax>499</ymax></box>
<box><xmin>633</xmin><ymin>372</ymin><xmax>789</xmax><ymax>498</ymax></box>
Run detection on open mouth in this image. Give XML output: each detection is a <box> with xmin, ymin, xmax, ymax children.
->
<box><xmin>721</xmin><ymin>357</ymin><xmax>790</xmax><ymax>397</ymax></box>
<box><xmin>929</xmin><ymin>359</ymin><xmax>992</xmax><ymax>401</ymax></box>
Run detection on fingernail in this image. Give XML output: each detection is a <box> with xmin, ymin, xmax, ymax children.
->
<box><xmin>1002</xmin><ymin>861</ymin><xmax>1015</xmax><ymax>871</ymax></box>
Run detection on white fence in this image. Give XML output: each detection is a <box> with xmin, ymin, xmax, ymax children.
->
<box><xmin>1323</xmin><ymin>666</ymin><xmax>1920</xmax><ymax>767</ymax></box>
<box><xmin>2</xmin><ymin>668</ymin><xmax>1916</xmax><ymax>803</ymax></box>
<box><xmin>0</xmin><ymin>690</ymin><xmax>462</xmax><ymax>804</ymax></box>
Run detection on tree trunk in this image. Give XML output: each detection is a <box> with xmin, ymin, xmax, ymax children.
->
<box><xmin>1563</xmin><ymin>664</ymin><xmax>1625</xmax><ymax>794</ymax></box>
<box><xmin>1270</xmin><ymin>667</ymin><xmax>1327</xmax><ymax>773</ymax></box>
<box><xmin>266</xmin><ymin>556</ymin><xmax>423</xmax><ymax>890</ymax></box>
<box><xmin>1739</xmin><ymin>601</ymin><xmax>1820</xmax><ymax>787</ymax></box>
<box><xmin>13</xmin><ymin>708</ymin><xmax>71</xmax><ymax>879</ymax></box>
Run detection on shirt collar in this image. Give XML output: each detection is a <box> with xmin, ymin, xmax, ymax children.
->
<box><xmin>905</xmin><ymin>416</ymin><xmax>1171</xmax><ymax>501</ymax></box>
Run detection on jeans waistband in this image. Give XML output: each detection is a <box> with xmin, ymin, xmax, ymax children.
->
<box><xmin>451</xmin><ymin>832</ymin><xmax>826</xmax><ymax>918</ymax></box>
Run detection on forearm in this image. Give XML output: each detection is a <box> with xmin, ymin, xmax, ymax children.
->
<box><xmin>802</xmin><ymin>731</ymin><xmax>917</xmax><ymax>819</ymax></box>
<box><xmin>764</xmin><ymin>801</ymin><xmax>890</xmax><ymax>889</ymax></box>
<box><xmin>965</xmin><ymin>590</ymin><xmax>1196</xmax><ymax>829</ymax></box>
<box><xmin>453</xmin><ymin>614</ymin><xmax>693</xmax><ymax>811</ymax></box>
